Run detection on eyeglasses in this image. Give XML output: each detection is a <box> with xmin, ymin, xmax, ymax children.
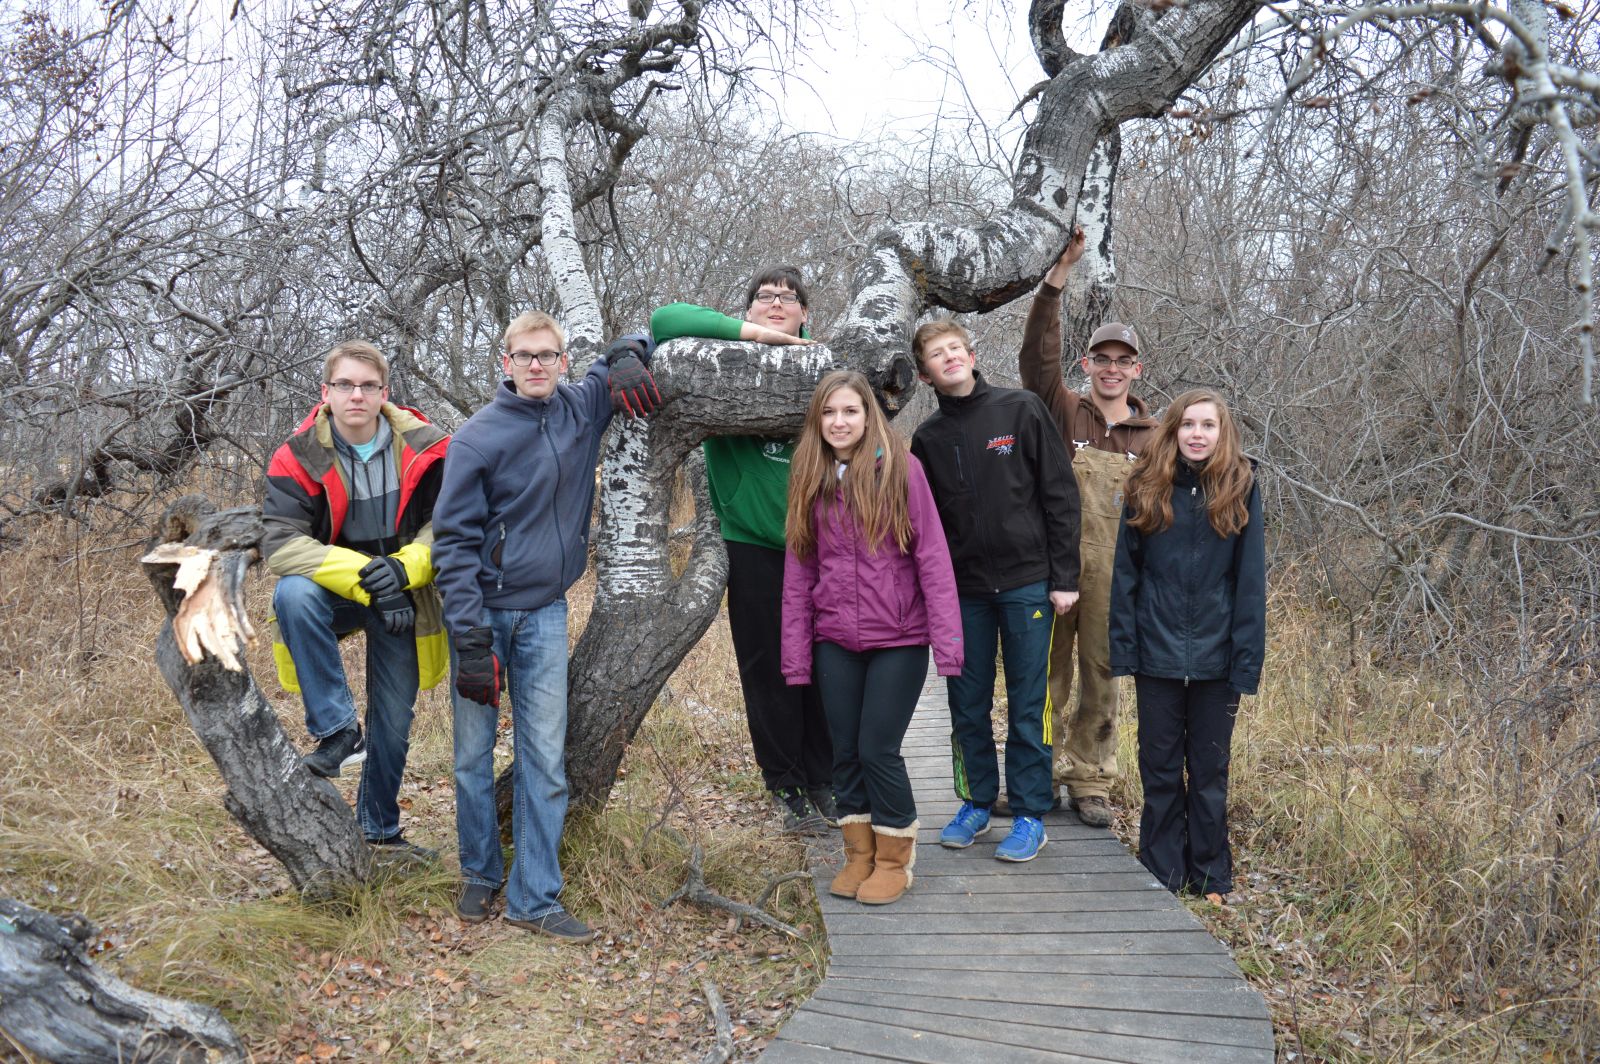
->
<box><xmin>752</xmin><ymin>291</ymin><xmax>801</xmax><ymax>306</ymax></box>
<box><xmin>507</xmin><ymin>349</ymin><xmax>563</xmax><ymax>367</ymax></box>
<box><xmin>1088</xmin><ymin>354</ymin><xmax>1138</xmax><ymax>369</ymax></box>
<box><xmin>328</xmin><ymin>380</ymin><xmax>384</xmax><ymax>395</ymax></box>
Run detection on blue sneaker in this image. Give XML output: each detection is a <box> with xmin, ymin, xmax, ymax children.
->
<box><xmin>995</xmin><ymin>816</ymin><xmax>1047</xmax><ymax>862</ymax></box>
<box><xmin>938</xmin><ymin>801</ymin><xmax>991</xmax><ymax>848</ymax></box>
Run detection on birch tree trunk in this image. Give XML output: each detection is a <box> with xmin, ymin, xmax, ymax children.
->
<box><xmin>820</xmin><ymin>0</ymin><xmax>1263</xmax><ymax>396</ymax></box>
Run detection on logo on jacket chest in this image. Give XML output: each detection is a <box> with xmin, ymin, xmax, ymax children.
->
<box><xmin>985</xmin><ymin>434</ymin><xmax>1017</xmax><ymax>456</ymax></box>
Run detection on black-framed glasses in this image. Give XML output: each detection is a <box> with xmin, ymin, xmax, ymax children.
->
<box><xmin>1088</xmin><ymin>354</ymin><xmax>1137</xmax><ymax>369</ymax></box>
<box><xmin>752</xmin><ymin>291</ymin><xmax>801</xmax><ymax>306</ymax></box>
<box><xmin>328</xmin><ymin>380</ymin><xmax>384</xmax><ymax>395</ymax></box>
<box><xmin>507</xmin><ymin>349</ymin><xmax>563</xmax><ymax>367</ymax></box>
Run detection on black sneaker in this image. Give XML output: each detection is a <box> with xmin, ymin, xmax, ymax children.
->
<box><xmin>456</xmin><ymin>883</ymin><xmax>499</xmax><ymax>923</ymax></box>
<box><xmin>302</xmin><ymin>725</ymin><xmax>365</xmax><ymax>778</ymax></box>
<box><xmin>806</xmin><ymin>787</ymin><xmax>840</xmax><ymax>827</ymax></box>
<box><xmin>772</xmin><ymin>788</ymin><xmax>827</xmax><ymax>835</ymax></box>
<box><xmin>368</xmin><ymin>834</ymin><xmax>438</xmax><ymax>863</ymax></box>
<box><xmin>507</xmin><ymin>908</ymin><xmax>596</xmax><ymax>943</ymax></box>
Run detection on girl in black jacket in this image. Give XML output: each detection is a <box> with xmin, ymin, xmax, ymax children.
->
<box><xmin>1109</xmin><ymin>389</ymin><xmax>1266</xmax><ymax>901</ymax></box>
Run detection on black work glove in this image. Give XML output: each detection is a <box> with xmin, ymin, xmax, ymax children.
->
<box><xmin>453</xmin><ymin>626</ymin><xmax>501</xmax><ymax>707</ymax></box>
<box><xmin>372</xmin><ymin>591</ymin><xmax>415</xmax><ymax>635</ymax></box>
<box><xmin>604</xmin><ymin>336</ymin><xmax>661</xmax><ymax>419</ymax></box>
<box><xmin>358</xmin><ymin>555</ymin><xmax>408</xmax><ymax>600</ymax></box>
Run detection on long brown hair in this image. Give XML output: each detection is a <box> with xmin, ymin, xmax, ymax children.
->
<box><xmin>1125</xmin><ymin>389</ymin><xmax>1254</xmax><ymax>537</ymax></box>
<box><xmin>786</xmin><ymin>371</ymin><xmax>912</xmax><ymax>560</ymax></box>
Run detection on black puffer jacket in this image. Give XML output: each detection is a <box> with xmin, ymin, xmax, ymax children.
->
<box><xmin>910</xmin><ymin>374</ymin><xmax>1080</xmax><ymax>597</ymax></box>
<box><xmin>1109</xmin><ymin>460</ymin><xmax>1266</xmax><ymax>694</ymax></box>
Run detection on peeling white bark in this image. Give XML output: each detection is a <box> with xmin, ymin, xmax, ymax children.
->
<box><xmin>1061</xmin><ymin>133</ymin><xmax>1120</xmax><ymax>363</ymax></box>
<box><xmin>832</xmin><ymin>0</ymin><xmax>1263</xmax><ymax>379</ymax></box>
<box><xmin>538</xmin><ymin>96</ymin><xmax>604</xmax><ymax>355</ymax></box>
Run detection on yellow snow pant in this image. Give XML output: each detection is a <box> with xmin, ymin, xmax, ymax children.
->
<box><xmin>1050</xmin><ymin>444</ymin><xmax>1136</xmax><ymax>801</ymax></box>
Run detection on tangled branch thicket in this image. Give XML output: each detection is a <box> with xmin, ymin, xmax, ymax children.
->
<box><xmin>1</xmin><ymin>0</ymin><xmax>1597</xmax><ymax>1053</ymax></box>
<box><xmin>1107</xmin><ymin>13</ymin><xmax>1599</xmax><ymax>1041</ymax></box>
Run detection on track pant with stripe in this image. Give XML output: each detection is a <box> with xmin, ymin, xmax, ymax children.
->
<box><xmin>946</xmin><ymin>580</ymin><xmax>1055</xmax><ymax>819</ymax></box>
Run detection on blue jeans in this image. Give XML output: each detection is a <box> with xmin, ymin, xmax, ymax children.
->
<box><xmin>451</xmin><ymin>600</ymin><xmax>571</xmax><ymax>921</ymax></box>
<box><xmin>946</xmin><ymin>580</ymin><xmax>1055</xmax><ymax>818</ymax></box>
<box><xmin>271</xmin><ymin>574</ymin><xmax>418</xmax><ymax>841</ymax></box>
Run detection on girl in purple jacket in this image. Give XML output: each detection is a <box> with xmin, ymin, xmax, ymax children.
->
<box><xmin>782</xmin><ymin>370</ymin><xmax>964</xmax><ymax>905</ymax></box>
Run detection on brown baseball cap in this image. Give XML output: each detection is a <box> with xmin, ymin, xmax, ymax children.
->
<box><xmin>1088</xmin><ymin>322</ymin><xmax>1141</xmax><ymax>359</ymax></box>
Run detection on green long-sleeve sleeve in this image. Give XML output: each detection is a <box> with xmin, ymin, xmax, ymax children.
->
<box><xmin>650</xmin><ymin>303</ymin><xmax>746</xmax><ymax>343</ymax></box>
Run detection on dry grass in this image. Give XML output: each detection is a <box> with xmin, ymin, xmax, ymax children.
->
<box><xmin>0</xmin><ymin>511</ymin><xmax>822</xmax><ymax>1062</ymax></box>
<box><xmin>1100</xmin><ymin>587</ymin><xmax>1600</xmax><ymax>1061</ymax></box>
<box><xmin>8</xmin><ymin>494</ymin><xmax>1597</xmax><ymax>1062</ymax></box>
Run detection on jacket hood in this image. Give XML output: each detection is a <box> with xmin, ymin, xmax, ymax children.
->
<box><xmin>1122</xmin><ymin>393</ymin><xmax>1157</xmax><ymax>426</ymax></box>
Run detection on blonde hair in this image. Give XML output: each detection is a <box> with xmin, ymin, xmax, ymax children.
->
<box><xmin>322</xmin><ymin>340</ymin><xmax>388</xmax><ymax>386</ymax></box>
<box><xmin>911</xmin><ymin>320</ymin><xmax>972</xmax><ymax>366</ymax></box>
<box><xmin>786</xmin><ymin>371</ymin><xmax>913</xmax><ymax>560</ymax></box>
<box><xmin>1125</xmin><ymin>389</ymin><xmax>1254</xmax><ymax>538</ymax></box>
<box><xmin>504</xmin><ymin>311</ymin><xmax>565</xmax><ymax>352</ymax></box>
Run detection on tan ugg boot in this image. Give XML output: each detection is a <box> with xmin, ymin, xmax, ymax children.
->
<box><xmin>829</xmin><ymin>815</ymin><xmax>876</xmax><ymax>899</ymax></box>
<box><xmin>857</xmin><ymin>822</ymin><xmax>917</xmax><ymax>905</ymax></box>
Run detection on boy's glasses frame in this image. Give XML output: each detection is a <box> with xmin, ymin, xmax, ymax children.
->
<box><xmin>506</xmin><ymin>349</ymin><xmax>564</xmax><ymax>366</ymax></box>
<box><xmin>328</xmin><ymin>380</ymin><xmax>384</xmax><ymax>395</ymax></box>
<box><xmin>1087</xmin><ymin>354</ymin><xmax>1138</xmax><ymax>369</ymax></box>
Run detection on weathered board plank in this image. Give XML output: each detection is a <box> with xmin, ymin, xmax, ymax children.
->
<box><xmin>761</xmin><ymin>670</ymin><xmax>1275</xmax><ymax>1062</ymax></box>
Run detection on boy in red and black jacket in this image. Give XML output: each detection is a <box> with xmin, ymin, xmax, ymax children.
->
<box><xmin>262</xmin><ymin>339</ymin><xmax>450</xmax><ymax>857</ymax></box>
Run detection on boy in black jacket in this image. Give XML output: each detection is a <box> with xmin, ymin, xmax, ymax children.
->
<box><xmin>909</xmin><ymin>320</ymin><xmax>1081</xmax><ymax>862</ymax></box>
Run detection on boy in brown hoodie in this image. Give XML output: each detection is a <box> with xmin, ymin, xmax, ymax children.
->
<box><xmin>1017</xmin><ymin>229</ymin><xmax>1158</xmax><ymax>829</ymax></box>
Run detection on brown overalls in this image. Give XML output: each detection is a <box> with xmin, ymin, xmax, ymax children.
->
<box><xmin>1019</xmin><ymin>282</ymin><xmax>1157</xmax><ymax>800</ymax></box>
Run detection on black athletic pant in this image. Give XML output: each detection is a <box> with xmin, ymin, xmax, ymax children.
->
<box><xmin>725</xmin><ymin>540</ymin><xmax>832</xmax><ymax>792</ymax></box>
<box><xmin>813</xmin><ymin>641</ymin><xmax>927</xmax><ymax>830</ymax></box>
<box><xmin>1134</xmin><ymin>675</ymin><xmax>1239</xmax><ymax>895</ymax></box>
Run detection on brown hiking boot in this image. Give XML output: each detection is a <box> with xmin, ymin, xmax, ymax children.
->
<box><xmin>829</xmin><ymin>816</ymin><xmax>876</xmax><ymax>898</ymax></box>
<box><xmin>1070</xmin><ymin>795</ymin><xmax>1113</xmax><ymax>828</ymax></box>
<box><xmin>857</xmin><ymin>823</ymin><xmax>917</xmax><ymax>905</ymax></box>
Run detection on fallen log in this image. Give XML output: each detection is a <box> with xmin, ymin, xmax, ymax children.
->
<box><xmin>0</xmin><ymin>896</ymin><xmax>245</xmax><ymax>1063</ymax></box>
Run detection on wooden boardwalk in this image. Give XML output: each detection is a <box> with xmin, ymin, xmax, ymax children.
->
<box><xmin>761</xmin><ymin>672</ymin><xmax>1274</xmax><ymax>1063</ymax></box>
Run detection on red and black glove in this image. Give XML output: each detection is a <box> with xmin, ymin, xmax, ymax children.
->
<box><xmin>604</xmin><ymin>336</ymin><xmax>661</xmax><ymax>418</ymax></box>
<box><xmin>453</xmin><ymin>627</ymin><xmax>501</xmax><ymax>707</ymax></box>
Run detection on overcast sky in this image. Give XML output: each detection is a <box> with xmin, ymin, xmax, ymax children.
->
<box><xmin>761</xmin><ymin>1</ymin><xmax>1103</xmax><ymax>144</ymax></box>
